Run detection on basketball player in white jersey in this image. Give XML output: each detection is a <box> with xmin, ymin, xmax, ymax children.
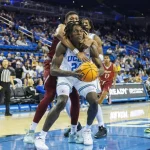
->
<box><xmin>64</xmin><ymin>18</ymin><xmax>107</xmax><ymax>139</ymax></box>
<box><xmin>34</xmin><ymin>21</ymin><xmax>104</xmax><ymax>149</ymax></box>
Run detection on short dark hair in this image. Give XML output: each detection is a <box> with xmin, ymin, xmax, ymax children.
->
<box><xmin>104</xmin><ymin>54</ymin><xmax>110</xmax><ymax>58</ymax></box>
<box><xmin>64</xmin><ymin>21</ymin><xmax>86</xmax><ymax>39</ymax></box>
<box><xmin>65</xmin><ymin>11</ymin><xmax>78</xmax><ymax>20</ymax></box>
<box><xmin>81</xmin><ymin>18</ymin><xmax>94</xmax><ymax>32</ymax></box>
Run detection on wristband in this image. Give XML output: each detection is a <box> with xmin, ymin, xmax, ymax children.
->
<box><xmin>73</xmin><ymin>48</ymin><xmax>79</xmax><ymax>55</ymax></box>
<box><xmin>99</xmin><ymin>54</ymin><xmax>104</xmax><ymax>61</ymax></box>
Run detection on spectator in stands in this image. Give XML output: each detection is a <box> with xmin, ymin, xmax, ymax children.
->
<box><xmin>22</xmin><ymin>37</ymin><xmax>28</xmax><ymax>46</ymax></box>
<box><xmin>35</xmin><ymin>56</ymin><xmax>39</xmax><ymax>62</ymax></box>
<box><xmin>0</xmin><ymin>52</ymin><xmax>6</xmax><ymax>61</ymax></box>
<box><xmin>16</xmin><ymin>36</ymin><xmax>22</xmax><ymax>45</ymax></box>
<box><xmin>15</xmin><ymin>52</ymin><xmax>24</xmax><ymax>62</ymax></box>
<box><xmin>123</xmin><ymin>76</ymin><xmax>130</xmax><ymax>83</ymax></box>
<box><xmin>24</xmin><ymin>73</ymin><xmax>31</xmax><ymax>87</ymax></box>
<box><xmin>15</xmin><ymin>61</ymin><xmax>23</xmax><ymax>79</ymax></box>
<box><xmin>16</xmin><ymin>36</ymin><xmax>27</xmax><ymax>46</ymax></box>
<box><xmin>36</xmin><ymin>62</ymin><xmax>43</xmax><ymax>74</ymax></box>
<box><xmin>29</xmin><ymin>66</ymin><xmax>37</xmax><ymax>79</ymax></box>
<box><xmin>124</xmin><ymin>61</ymin><xmax>130</xmax><ymax>72</ymax></box>
<box><xmin>25</xmin><ymin>78</ymin><xmax>39</xmax><ymax>100</ymax></box>
<box><xmin>7</xmin><ymin>53</ymin><xmax>12</xmax><ymax>62</ymax></box>
<box><xmin>133</xmin><ymin>59</ymin><xmax>141</xmax><ymax>71</ymax></box>
<box><xmin>32</xmin><ymin>58</ymin><xmax>38</xmax><ymax>67</ymax></box>
<box><xmin>134</xmin><ymin>73</ymin><xmax>142</xmax><ymax>83</ymax></box>
<box><xmin>23</xmin><ymin>53</ymin><xmax>28</xmax><ymax>62</ymax></box>
<box><xmin>141</xmin><ymin>70</ymin><xmax>149</xmax><ymax>81</ymax></box>
<box><xmin>116</xmin><ymin>71</ymin><xmax>124</xmax><ymax>83</ymax></box>
<box><xmin>11</xmin><ymin>36</ymin><xmax>16</xmax><ymax>45</ymax></box>
<box><xmin>42</xmin><ymin>44</ymin><xmax>49</xmax><ymax>53</ymax></box>
<box><xmin>37</xmin><ymin>41</ymin><xmax>42</xmax><ymax>51</ymax></box>
<box><xmin>36</xmin><ymin>78</ymin><xmax>45</xmax><ymax>95</ymax></box>
<box><xmin>4</xmin><ymin>36</ymin><xmax>11</xmax><ymax>45</ymax></box>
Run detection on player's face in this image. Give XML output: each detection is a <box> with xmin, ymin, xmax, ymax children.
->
<box><xmin>104</xmin><ymin>56</ymin><xmax>110</xmax><ymax>63</ymax></box>
<box><xmin>82</xmin><ymin>19</ymin><xmax>91</xmax><ymax>31</ymax></box>
<box><xmin>71</xmin><ymin>25</ymin><xmax>84</xmax><ymax>42</ymax></box>
<box><xmin>65</xmin><ymin>14</ymin><xmax>79</xmax><ymax>24</ymax></box>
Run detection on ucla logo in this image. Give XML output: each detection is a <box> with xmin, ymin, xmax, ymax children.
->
<box><xmin>68</xmin><ymin>56</ymin><xmax>81</xmax><ymax>62</ymax></box>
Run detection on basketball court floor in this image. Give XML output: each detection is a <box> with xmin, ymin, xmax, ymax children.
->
<box><xmin>0</xmin><ymin>102</ymin><xmax>150</xmax><ymax>150</ymax></box>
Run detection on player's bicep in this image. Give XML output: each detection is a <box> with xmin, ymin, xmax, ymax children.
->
<box><xmin>51</xmin><ymin>54</ymin><xmax>63</xmax><ymax>69</ymax></box>
<box><xmin>51</xmin><ymin>42</ymin><xmax>66</xmax><ymax>70</ymax></box>
<box><xmin>94</xmin><ymin>35</ymin><xmax>102</xmax><ymax>47</ymax></box>
<box><xmin>94</xmin><ymin>35</ymin><xmax>103</xmax><ymax>54</ymax></box>
<box><xmin>54</xmin><ymin>24</ymin><xmax>66</xmax><ymax>40</ymax></box>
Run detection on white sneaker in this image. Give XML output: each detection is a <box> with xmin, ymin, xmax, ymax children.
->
<box><xmin>34</xmin><ymin>136</ymin><xmax>49</xmax><ymax>150</ymax></box>
<box><xmin>82</xmin><ymin>129</ymin><xmax>93</xmax><ymax>145</ymax></box>
<box><xmin>23</xmin><ymin>130</ymin><xmax>35</xmax><ymax>144</ymax></box>
<box><xmin>75</xmin><ymin>131</ymin><xmax>84</xmax><ymax>144</ymax></box>
<box><xmin>68</xmin><ymin>133</ymin><xmax>77</xmax><ymax>143</ymax></box>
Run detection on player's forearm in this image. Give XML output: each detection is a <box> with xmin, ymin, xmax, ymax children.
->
<box><xmin>50</xmin><ymin>68</ymin><xmax>74</xmax><ymax>77</ymax></box>
<box><xmin>60</xmin><ymin>38</ymin><xmax>75</xmax><ymax>51</ymax></box>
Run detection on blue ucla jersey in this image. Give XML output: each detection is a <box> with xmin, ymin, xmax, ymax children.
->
<box><xmin>60</xmin><ymin>48</ymin><xmax>91</xmax><ymax>71</ymax></box>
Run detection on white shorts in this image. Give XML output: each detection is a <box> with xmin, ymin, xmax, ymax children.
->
<box><xmin>57</xmin><ymin>77</ymin><xmax>96</xmax><ymax>98</ymax></box>
<box><xmin>93</xmin><ymin>78</ymin><xmax>101</xmax><ymax>94</ymax></box>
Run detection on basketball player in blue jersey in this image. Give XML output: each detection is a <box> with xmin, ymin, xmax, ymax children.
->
<box><xmin>34</xmin><ymin>21</ymin><xmax>104</xmax><ymax>150</ymax></box>
<box><xmin>64</xmin><ymin>18</ymin><xmax>107</xmax><ymax>139</ymax></box>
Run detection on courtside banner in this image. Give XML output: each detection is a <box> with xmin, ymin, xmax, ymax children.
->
<box><xmin>109</xmin><ymin>83</ymin><xmax>148</xmax><ymax>101</ymax></box>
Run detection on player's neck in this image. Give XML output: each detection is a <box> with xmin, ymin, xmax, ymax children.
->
<box><xmin>71</xmin><ymin>40</ymin><xmax>81</xmax><ymax>50</ymax></box>
<box><xmin>104</xmin><ymin>62</ymin><xmax>111</xmax><ymax>67</ymax></box>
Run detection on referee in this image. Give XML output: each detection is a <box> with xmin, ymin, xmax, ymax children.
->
<box><xmin>0</xmin><ymin>59</ymin><xmax>15</xmax><ymax>116</ymax></box>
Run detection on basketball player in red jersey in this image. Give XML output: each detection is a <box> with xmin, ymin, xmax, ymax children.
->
<box><xmin>24</xmin><ymin>11</ymin><xmax>95</xmax><ymax>144</ymax></box>
<box><xmin>98</xmin><ymin>54</ymin><xmax>118</xmax><ymax>104</ymax></box>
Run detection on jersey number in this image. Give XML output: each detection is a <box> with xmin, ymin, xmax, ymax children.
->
<box><xmin>72</xmin><ymin>63</ymin><xmax>81</xmax><ymax>71</ymax></box>
<box><xmin>105</xmin><ymin>74</ymin><xmax>110</xmax><ymax>79</ymax></box>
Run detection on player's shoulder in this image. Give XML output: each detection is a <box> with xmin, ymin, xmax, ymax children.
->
<box><xmin>56</xmin><ymin>41</ymin><xmax>67</xmax><ymax>54</ymax></box>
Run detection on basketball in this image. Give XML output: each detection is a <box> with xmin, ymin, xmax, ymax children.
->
<box><xmin>78</xmin><ymin>62</ymin><xmax>99</xmax><ymax>82</ymax></box>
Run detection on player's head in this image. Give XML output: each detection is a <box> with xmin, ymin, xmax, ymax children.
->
<box><xmin>65</xmin><ymin>21</ymin><xmax>86</xmax><ymax>43</ymax></box>
<box><xmin>65</xmin><ymin>11</ymin><xmax>79</xmax><ymax>24</ymax></box>
<box><xmin>81</xmin><ymin>18</ymin><xmax>94</xmax><ymax>33</ymax></box>
<box><xmin>104</xmin><ymin>54</ymin><xmax>110</xmax><ymax>64</ymax></box>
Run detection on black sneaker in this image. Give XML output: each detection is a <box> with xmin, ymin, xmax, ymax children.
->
<box><xmin>94</xmin><ymin>126</ymin><xmax>107</xmax><ymax>139</ymax></box>
<box><xmin>5</xmin><ymin>112</ymin><xmax>12</xmax><ymax>116</ymax></box>
<box><xmin>64</xmin><ymin>122</ymin><xmax>82</xmax><ymax>137</ymax></box>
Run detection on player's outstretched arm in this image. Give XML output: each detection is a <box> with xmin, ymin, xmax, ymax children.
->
<box><xmin>50</xmin><ymin>42</ymin><xmax>82</xmax><ymax>79</ymax></box>
<box><xmin>90</xmin><ymin>44</ymin><xmax>104</xmax><ymax>76</ymax></box>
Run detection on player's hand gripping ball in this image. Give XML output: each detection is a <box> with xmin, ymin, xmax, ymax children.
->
<box><xmin>77</xmin><ymin>62</ymin><xmax>99</xmax><ymax>82</ymax></box>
